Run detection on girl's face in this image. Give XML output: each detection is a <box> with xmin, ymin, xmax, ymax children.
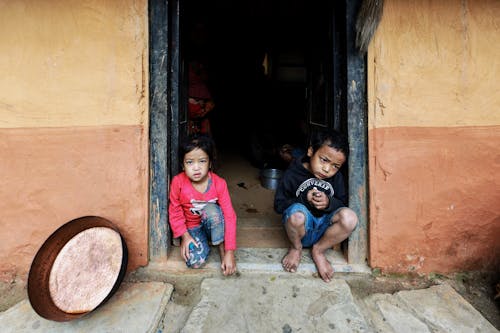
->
<box><xmin>307</xmin><ymin>144</ymin><xmax>346</xmax><ymax>180</ymax></box>
<box><xmin>183</xmin><ymin>148</ymin><xmax>210</xmax><ymax>183</ymax></box>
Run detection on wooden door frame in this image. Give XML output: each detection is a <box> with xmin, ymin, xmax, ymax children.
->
<box><xmin>148</xmin><ymin>0</ymin><xmax>368</xmax><ymax>266</ymax></box>
<box><xmin>345</xmin><ymin>0</ymin><xmax>368</xmax><ymax>265</ymax></box>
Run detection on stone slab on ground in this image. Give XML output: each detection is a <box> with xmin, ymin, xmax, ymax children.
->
<box><xmin>181</xmin><ymin>275</ymin><xmax>371</xmax><ymax>333</ymax></box>
<box><xmin>361</xmin><ymin>283</ymin><xmax>499</xmax><ymax>333</ymax></box>
<box><xmin>0</xmin><ymin>282</ymin><xmax>173</xmax><ymax>333</ymax></box>
<box><xmin>397</xmin><ymin>284</ymin><xmax>498</xmax><ymax>332</ymax></box>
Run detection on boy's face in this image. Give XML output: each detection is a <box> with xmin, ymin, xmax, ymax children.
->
<box><xmin>183</xmin><ymin>148</ymin><xmax>210</xmax><ymax>183</ymax></box>
<box><xmin>307</xmin><ymin>144</ymin><xmax>346</xmax><ymax>179</ymax></box>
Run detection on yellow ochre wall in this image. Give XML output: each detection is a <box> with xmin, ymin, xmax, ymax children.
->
<box><xmin>0</xmin><ymin>0</ymin><xmax>149</xmax><ymax>283</ymax></box>
<box><xmin>368</xmin><ymin>0</ymin><xmax>500</xmax><ymax>273</ymax></box>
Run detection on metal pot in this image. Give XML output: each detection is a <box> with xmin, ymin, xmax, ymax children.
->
<box><xmin>27</xmin><ymin>216</ymin><xmax>128</xmax><ymax>322</ymax></box>
<box><xmin>260</xmin><ymin>168</ymin><xmax>283</xmax><ymax>190</ymax></box>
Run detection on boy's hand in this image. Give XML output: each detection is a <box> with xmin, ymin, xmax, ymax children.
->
<box><xmin>221</xmin><ymin>250</ymin><xmax>236</xmax><ymax>276</ymax></box>
<box><xmin>307</xmin><ymin>187</ymin><xmax>329</xmax><ymax>210</ymax></box>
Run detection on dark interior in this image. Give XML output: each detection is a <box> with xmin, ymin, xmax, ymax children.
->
<box><xmin>182</xmin><ymin>0</ymin><xmax>345</xmax><ymax>170</ymax></box>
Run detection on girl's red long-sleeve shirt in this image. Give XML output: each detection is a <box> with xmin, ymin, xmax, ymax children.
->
<box><xmin>168</xmin><ymin>171</ymin><xmax>237</xmax><ymax>251</ymax></box>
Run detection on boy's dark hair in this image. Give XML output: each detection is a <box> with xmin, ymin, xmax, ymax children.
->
<box><xmin>308</xmin><ymin>128</ymin><xmax>349</xmax><ymax>157</ymax></box>
<box><xmin>179</xmin><ymin>134</ymin><xmax>216</xmax><ymax>168</ymax></box>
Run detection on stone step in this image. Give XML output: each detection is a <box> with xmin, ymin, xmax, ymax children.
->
<box><xmin>160</xmin><ymin>247</ymin><xmax>371</xmax><ymax>275</ymax></box>
<box><xmin>182</xmin><ymin>277</ymin><xmax>370</xmax><ymax>333</ymax></box>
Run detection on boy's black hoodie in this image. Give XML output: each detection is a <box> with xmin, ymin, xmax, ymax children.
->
<box><xmin>274</xmin><ymin>156</ymin><xmax>346</xmax><ymax>217</ymax></box>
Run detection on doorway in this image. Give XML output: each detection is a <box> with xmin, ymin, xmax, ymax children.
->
<box><xmin>179</xmin><ymin>0</ymin><xmax>344</xmax><ymax>248</ymax></box>
<box><xmin>148</xmin><ymin>0</ymin><xmax>368</xmax><ymax>266</ymax></box>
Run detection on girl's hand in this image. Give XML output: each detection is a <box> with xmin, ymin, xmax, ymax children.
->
<box><xmin>180</xmin><ymin>233</ymin><xmax>197</xmax><ymax>262</ymax></box>
<box><xmin>221</xmin><ymin>250</ymin><xmax>236</xmax><ymax>276</ymax></box>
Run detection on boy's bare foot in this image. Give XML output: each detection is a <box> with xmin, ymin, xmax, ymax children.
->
<box><xmin>311</xmin><ymin>247</ymin><xmax>334</xmax><ymax>282</ymax></box>
<box><xmin>282</xmin><ymin>248</ymin><xmax>301</xmax><ymax>273</ymax></box>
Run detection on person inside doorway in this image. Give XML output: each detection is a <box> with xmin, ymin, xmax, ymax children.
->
<box><xmin>187</xmin><ymin>60</ymin><xmax>215</xmax><ymax>135</ymax></box>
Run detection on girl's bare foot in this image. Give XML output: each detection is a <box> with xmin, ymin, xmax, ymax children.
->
<box><xmin>282</xmin><ymin>248</ymin><xmax>302</xmax><ymax>273</ymax></box>
<box><xmin>311</xmin><ymin>247</ymin><xmax>334</xmax><ymax>282</ymax></box>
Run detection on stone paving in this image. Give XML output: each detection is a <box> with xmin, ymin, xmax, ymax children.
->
<box><xmin>1</xmin><ymin>248</ymin><xmax>498</xmax><ymax>333</ymax></box>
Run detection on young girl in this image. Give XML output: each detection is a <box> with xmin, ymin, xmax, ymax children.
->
<box><xmin>168</xmin><ymin>134</ymin><xmax>237</xmax><ymax>275</ymax></box>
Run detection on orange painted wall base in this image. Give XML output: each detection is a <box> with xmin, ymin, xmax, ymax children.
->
<box><xmin>369</xmin><ymin>126</ymin><xmax>500</xmax><ymax>273</ymax></box>
<box><xmin>0</xmin><ymin>126</ymin><xmax>149</xmax><ymax>281</ymax></box>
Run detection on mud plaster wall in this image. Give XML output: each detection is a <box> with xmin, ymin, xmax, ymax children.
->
<box><xmin>0</xmin><ymin>0</ymin><xmax>149</xmax><ymax>282</ymax></box>
<box><xmin>367</xmin><ymin>0</ymin><xmax>500</xmax><ymax>273</ymax></box>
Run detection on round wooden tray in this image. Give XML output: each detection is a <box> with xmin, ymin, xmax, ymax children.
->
<box><xmin>28</xmin><ymin>216</ymin><xmax>128</xmax><ymax>321</ymax></box>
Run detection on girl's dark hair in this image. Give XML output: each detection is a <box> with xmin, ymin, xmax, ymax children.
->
<box><xmin>308</xmin><ymin>128</ymin><xmax>349</xmax><ymax>157</ymax></box>
<box><xmin>179</xmin><ymin>134</ymin><xmax>216</xmax><ymax>168</ymax></box>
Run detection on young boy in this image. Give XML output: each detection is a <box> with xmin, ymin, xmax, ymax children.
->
<box><xmin>274</xmin><ymin>129</ymin><xmax>358</xmax><ymax>282</ymax></box>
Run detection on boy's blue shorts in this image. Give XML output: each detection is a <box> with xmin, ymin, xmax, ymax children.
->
<box><xmin>282</xmin><ymin>203</ymin><xmax>343</xmax><ymax>247</ymax></box>
<box><xmin>186</xmin><ymin>203</ymin><xmax>225</xmax><ymax>268</ymax></box>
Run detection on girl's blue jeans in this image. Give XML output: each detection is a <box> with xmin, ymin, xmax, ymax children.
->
<box><xmin>186</xmin><ymin>203</ymin><xmax>225</xmax><ymax>268</ymax></box>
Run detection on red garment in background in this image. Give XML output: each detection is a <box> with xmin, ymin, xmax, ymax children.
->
<box><xmin>188</xmin><ymin>61</ymin><xmax>213</xmax><ymax>135</ymax></box>
<box><xmin>188</xmin><ymin>100</ymin><xmax>211</xmax><ymax>135</ymax></box>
